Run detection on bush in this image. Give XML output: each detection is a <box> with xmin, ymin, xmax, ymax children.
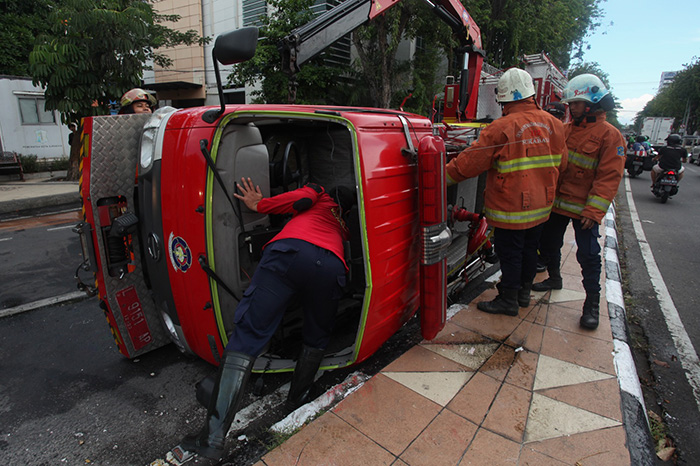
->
<box><xmin>17</xmin><ymin>154</ymin><xmax>69</xmax><ymax>173</ymax></box>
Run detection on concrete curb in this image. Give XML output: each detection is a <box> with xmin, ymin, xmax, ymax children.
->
<box><xmin>0</xmin><ymin>191</ymin><xmax>81</xmax><ymax>216</ymax></box>
<box><xmin>604</xmin><ymin>203</ymin><xmax>657</xmax><ymax>464</ymax></box>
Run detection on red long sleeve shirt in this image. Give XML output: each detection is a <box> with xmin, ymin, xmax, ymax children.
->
<box><xmin>257</xmin><ymin>185</ymin><xmax>349</xmax><ymax>269</ymax></box>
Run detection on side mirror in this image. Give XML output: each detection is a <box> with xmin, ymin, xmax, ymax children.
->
<box><xmin>214</xmin><ymin>27</ymin><xmax>259</xmax><ymax>65</ymax></box>
<box><xmin>203</xmin><ymin>27</ymin><xmax>259</xmax><ymax>124</ymax></box>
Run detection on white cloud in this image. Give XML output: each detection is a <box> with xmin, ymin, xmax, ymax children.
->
<box><xmin>617</xmin><ymin>94</ymin><xmax>654</xmax><ymax>125</ymax></box>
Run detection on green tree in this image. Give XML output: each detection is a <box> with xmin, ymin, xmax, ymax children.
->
<box><xmin>230</xmin><ymin>0</ymin><xmax>348</xmax><ymax>104</ymax></box>
<box><xmin>567</xmin><ymin>61</ymin><xmax>621</xmax><ymax>128</ymax></box>
<box><xmin>634</xmin><ymin>59</ymin><xmax>700</xmax><ymax>135</ymax></box>
<box><xmin>29</xmin><ymin>0</ymin><xmax>201</xmax><ymax>179</ymax></box>
<box><xmin>0</xmin><ymin>0</ymin><xmax>54</xmax><ymax>76</ymax></box>
<box><xmin>467</xmin><ymin>0</ymin><xmax>604</xmax><ymax>70</ymax></box>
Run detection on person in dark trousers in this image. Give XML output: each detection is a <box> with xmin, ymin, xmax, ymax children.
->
<box><xmin>446</xmin><ymin>68</ymin><xmax>568</xmax><ymax>316</ymax></box>
<box><xmin>533</xmin><ymin>73</ymin><xmax>626</xmax><ymax>330</ymax></box>
<box><xmin>650</xmin><ymin>133</ymin><xmax>687</xmax><ymax>187</ymax></box>
<box><xmin>181</xmin><ymin>178</ymin><xmax>354</xmax><ymax>462</ymax></box>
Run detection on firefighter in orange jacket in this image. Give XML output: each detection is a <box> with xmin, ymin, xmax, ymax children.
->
<box><xmin>446</xmin><ymin>68</ymin><xmax>568</xmax><ymax>316</ymax></box>
<box><xmin>533</xmin><ymin>74</ymin><xmax>626</xmax><ymax>330</ymax></box>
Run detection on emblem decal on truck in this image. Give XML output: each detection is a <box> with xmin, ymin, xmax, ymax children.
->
<box><xmin>168</xmin><ymin>233</ymin><xmax>192</xmax><ymax>272</ymax></box>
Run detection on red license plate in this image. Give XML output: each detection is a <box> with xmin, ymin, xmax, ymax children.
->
<box><xmin>115</xmin><ymin>286</ymin><xmax>152</xmax><ymax>351</ymax></box>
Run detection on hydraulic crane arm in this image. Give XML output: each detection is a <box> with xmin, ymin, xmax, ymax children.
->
<box><xmin>279</xmin><ymin>0</ymin><xmax>484</xmax><ymax>120</ymax></box>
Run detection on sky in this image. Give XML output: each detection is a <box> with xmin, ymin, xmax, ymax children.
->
<box><xmin>581</xmin><ymin>0</ymin><xmax>700</xmax><ymax>125</ymax></box>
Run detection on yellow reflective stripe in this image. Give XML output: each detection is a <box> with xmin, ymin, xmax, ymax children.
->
<box><xmin>553</xmin><ymin>197</ymin><xmax>585</xmax><ymax>215</ymax></box>
<box><xmin>587</xmin><ymin>195</ymin><xmax>610</xmax><ymax>212</ymax></box>
<box><xmin>484</xmin><ymin>205</ymin><xmax>552</xmax><ymax>224</ymax></box>
<box><xmin>494</xmin><ymin>154</ymin><xmax>562</xmax><ymax>174</ymax></box>
<box><xmin>568</xmin><ymin>150</ymin><xmax>598</xmax><ymax>170</ymax></box>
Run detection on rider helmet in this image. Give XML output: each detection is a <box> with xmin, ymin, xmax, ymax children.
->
<box><xmin>666</xmin><ymin>133</ymin><xmax>682</xmax><ymax>145</ymax></box>
<box><xmin>119</xmin><ymin>88</ymin><xmax>156</xmax><ymax>112</ymax></box>
<box><xmin>544</xmin><ymin>101</ymin><xmax>566</xmax><ymax>120</ymax></box>
<box><xmin>562</xmin><ymin>74</ymin><xmax>615</xmax><ymax>112</ymax></box>
<box><xmin>636</xmin><ymin>135</ymin><xmax>646</xmax><ymax>143</ymax></box>
<box><xmin>496</xmin><ymin>68</ymin><xmax>536</xmax><ymax>103</ymax></box>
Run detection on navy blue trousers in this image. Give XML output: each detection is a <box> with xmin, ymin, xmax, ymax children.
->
<box><xmin>493</xmin><ymin>224</ymin><xmax>544</xmax><ymax>290</ymax></box>
<box><xmin>538</xmin><ymin>212</ymin><xmax>601</xmax><ymax>294</ymax></box>
<box><xmin>226</xmin><ymin>239</ymin><xmax>346</xmax><ymax>357</ymax></box>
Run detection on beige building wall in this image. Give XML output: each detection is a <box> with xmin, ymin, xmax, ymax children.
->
<box><xmin>151</xmin><ymin>0</ymin><xmax>206</xmax><ymax>101</ymax></box>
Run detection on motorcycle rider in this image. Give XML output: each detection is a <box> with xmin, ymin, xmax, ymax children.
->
<box><xmin>533</xmin><ymin>73</ymin><xmax>626</xmax><ymax>330</ymax></box>
<box><xmin>650</xmin><ymin>133</ymin><xmax>688</xmax><ymax>188</ymax></box>
<box><xmin>446</xmin><ymin>68</ymin><xmax>568</xmax><ymax>316</ymax></box>
<box><xmin>631</xmin><ymin>135</ymin><xmax>650</xmax><ymax>154</ymax></box>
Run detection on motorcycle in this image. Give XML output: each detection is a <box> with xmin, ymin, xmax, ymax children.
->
<box><xmin>626</xmin><ymin>149</ymin><xmax>649</xmax><ymax>178</ymax></box>
<box><xmin>652</xmin><ymin>169</ymin><xmax>679</xmax><ymax>203</ymax></box>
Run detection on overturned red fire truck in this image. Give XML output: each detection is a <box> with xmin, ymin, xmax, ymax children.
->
<box><xmin>74</xmin><ymin>0</ymin><xmax>497</xmax><ymax>374</ymax></box>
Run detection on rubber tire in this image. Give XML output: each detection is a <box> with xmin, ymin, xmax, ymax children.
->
<box><xmin>628</xmin><ymin>169</ymin><xmax>636</xmax><ymax>178</ymax></box>
<box><xmin>661</xmin><ymin>191</ymin><xmax>669</xmax><ymax>203</ymax></box>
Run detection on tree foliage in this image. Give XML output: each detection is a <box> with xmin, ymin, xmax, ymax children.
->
<box><xmin>230</xmin><ymin>0</ymin><xmax>348</xmax><ymax>104</ymax></box>
<box><xmin>567</xmin><ymin>61</ymin><xmax>621</xmax><ymax>128</ymax></box>
<box><xmin>0</xmin><ymin>0</ymin><xmax>54</xmax><ymax>76</ymax></box>
<box><xmin>467</xmin><ymin>0</ymin><xmax>604</xmax><ymax>70</ymax></box>
<box><xmin>634</xmin><ymin>58</ymin><xmax>700</xmax><ymax>135</ymax></box>
<box><xmin>29</xmin><ymin>0</ymin><xmax>201</xmax><ymax>124</ymax></box>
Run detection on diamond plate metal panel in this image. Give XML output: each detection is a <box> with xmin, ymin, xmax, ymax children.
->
<box><xmin>88</xmin><ymin>115</ymin><xmax>171</xmax><ymax>357</ymax></box>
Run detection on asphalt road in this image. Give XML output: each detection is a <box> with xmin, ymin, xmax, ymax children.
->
<box><xmin>0</xmin><ymin>210</ymin><xmax>84</xmax><ymax>309</ymax></box>
<box><xmin>615</xmin><ymin>163</ymin><xmax>700</xmax><ymax>464</ymax></box>
<box><xmin>2</xmin><ymin>211</ymin><xmax>491</xmax><ymax>465</ymax></box>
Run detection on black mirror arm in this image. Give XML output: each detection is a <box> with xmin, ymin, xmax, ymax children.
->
<box><xmin>202</xmin><ymin>51</ymin><xmax>225</xmax><ymax>124</ymax></box>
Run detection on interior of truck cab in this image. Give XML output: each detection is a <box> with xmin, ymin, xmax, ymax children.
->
<box><xmin>208</xmin><ymin>116</ymin><xmax>365</xmax><ymax>372</ymax></box>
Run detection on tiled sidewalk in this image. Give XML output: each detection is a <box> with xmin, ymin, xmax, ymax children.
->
<box><xmin>256</xmin><ymin>226</ymin><xmax>632</xmax><ymax>465</ymax></box>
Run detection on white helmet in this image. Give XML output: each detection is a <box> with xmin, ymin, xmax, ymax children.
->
<box><xmin>496</xmin><ymin>68</ymin><xmax>536</xmax><ymax>103</ymax></box>
<box><xmin>562</xmin><ymin>74</ymin><xmax>609</xmax><ymax>104</ymax></box>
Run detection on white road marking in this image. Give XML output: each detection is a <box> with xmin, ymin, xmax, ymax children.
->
<box><xmin>624</xmin><ymin>176</ymin><xmax>700</xmax><ymax>412</ymax></box>
<box><xmin>0</xmin><ymin>291</ymin><xmax>87</xmax><ymax>319</ymax></box>
<box><xmin>47</xmin><ymin>224</ymin><xmax>76</xmax><ymax>231</ymax></box>
<box><xmin>0</xmin><ymin>237</ymin><xmax>12</xmax><ymax>242</ymax></box>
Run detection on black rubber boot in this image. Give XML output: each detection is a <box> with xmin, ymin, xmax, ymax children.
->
<box><xmin>532</xmin><ymin>262</ymin><xmax>563</xmax><ymax>292</ymax></box>
<box><xmin>286</xmin><ymin>345</ymin><xmax>325</xmax><ymax>410</ymax></box>
<box><xmin>195</xmin><ymin>374</ymin><xmax>216</xmax><ymax>408</ymax></box>
<box><xmin>181</xmin><ymin>351</ymin><xmax>254</xmax><ymax>460</ymax></box>
<box><xmin>477</xmin><ymin>288</ymin><xmax>519</xmax><ymax>316</ymax></box>
<box><xmin>517</xmin><ymin>282</ymin><xmax>532</xmax><ymax>308</ymax></box>
<box><xmin>580</xmin><ymin>292</ymin><xmax>601</xmax><ymax>329</ymax></box>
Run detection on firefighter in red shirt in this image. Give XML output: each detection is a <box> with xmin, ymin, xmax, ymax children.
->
<box><xmin>533</xmin><ymin>74</ymin><xmax>626</xmax><ymax>330</ymax></box>
<box><xmin>182</xmin><ymin>178</ymin><xmax>354</xmax><ymax>461</ymax></box>
<box><xmin>446</xmin><ymin>68</ymin><xmax>568</xmax><ymax>316</ymax></box>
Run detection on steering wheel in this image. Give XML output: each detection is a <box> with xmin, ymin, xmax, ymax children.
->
<box><xmin>281</xmin><ymin>141</ymin><xmax>302</xmax><ymax>192</ymax></box>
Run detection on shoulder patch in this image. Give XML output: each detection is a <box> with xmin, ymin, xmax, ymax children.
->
<box><xmin>617</xmin><ymin>146</ymin><xmax>625</xmax><ymax>157</ymax></box>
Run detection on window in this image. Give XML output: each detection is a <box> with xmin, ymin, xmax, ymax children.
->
<box><xmin>18</xmin><ymin>97</ymin><xmax>55</xmax><ymax>125</ymax></box>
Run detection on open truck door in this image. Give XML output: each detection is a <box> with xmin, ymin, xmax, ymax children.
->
<box><xmin>417</xmin><ymin>135</ymin><xmax>450</xmax><ymax>340</ymax></box>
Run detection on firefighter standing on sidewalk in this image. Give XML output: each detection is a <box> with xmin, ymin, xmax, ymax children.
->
<box><xmin>532</xmin><ymin>74</ymin><xmax>626</xmax><ymax>329</ymax></box>
<box><xmin>446</xmin><ymin>68</ymin><xmax>568</xmax><ymax>316</ymax></box>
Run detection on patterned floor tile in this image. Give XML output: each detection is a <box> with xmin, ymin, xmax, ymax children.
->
<box><xmin>533</xmin><ymin>354</ymin><xmax>613</xmax><ymax>390</ymax></box>
<box><xmin>383</xmin><ymin>345</ymin><xmax>472</xmax><ymax>373</ymax></box>
<box><xmin>400</xmin><ymin>410</ymin><xmax>477</xmax><ymax>466</ymax></box>
<box><xmin>480</xmin><ymin>344</ymin><xmax>516</xmax><ymax>381</ymax></box>
<box><xmin>482</xmin><ymin>383</ymin><xmax>532</xmax><ymax>442</ymax></box>
<box><xmin>383</xmin><ymin>371</ymin><xmax>473</xmax><ymax>406</ymax></box>
<box><xmin>525</xmin><ymin>426</ymin><xmax>630</xmax><ymax>465</ymax></box>
<box><xmin>539</xmin><ymin>328</ymin><xmax>616</xmax><ymax>374</ymax></box>
<box><xmin>429</xmin><ymin>321</ymin><xmax>489</xmax><ymax>345</ymax></box>
<box><xmin>538</xmin><ymin>378</ymin><xmax>623</xmax><ymax>422</ymax></box>
<box><xmin>505</xmin><ymin>319</ymin><xmax>545</xmax><ymax>353</ymax></box>
<box><xmin>548</xmin><ymin>288</ymin><xmax>587</xmax><ymax>303</ymax></box>
<box><xmin>333</xmin><ymin>374</ymin><xmax>440</xmax><ymax>455</ymax></box>
<box><xmin>458</xmin><ymin>428</ymin><xmax>520</xmax><ymax>465</ymax></box>
<box><xmin>261</xmin><ymin>412</ymin><xmax>395</xmax><ymax>465</ymax></box>
<box><xmin>545</xmin><ymin>303</ymin><xmax>613</xmax><ymax>341</ymax></box>
<box><xmin>504</xmin><ymin>349</ymin><xmax>539</xmax><ymax>391</ymax></box>
<box><xmin>447</xmin><ymin>372</ymin><xmax>502</xmax><ymax>425</ymax></box>
<box><xmin>422</xmin><ymin>343</ymin><xmax>500</xmax><ymax>370</ymax></box>
<box><xmin>524</xmin><ymin>393</ymin><xmax>620</xmax><ymax>443</ymax></box>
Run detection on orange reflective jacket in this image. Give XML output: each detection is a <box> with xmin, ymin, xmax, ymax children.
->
<box><xmin>446</xmin><ymin>100</ymin><xmax>568</xmax><ymax>230</ymax></box>
<box><xmin>553</xmin><ymin>113</ymin><xmax>626</xmax><ymax>224</ymax></box>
